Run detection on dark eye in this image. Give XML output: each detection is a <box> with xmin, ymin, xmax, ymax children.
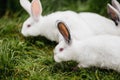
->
<box><xmin>59</xmin><ymin>48</ymin><xmax>64</xmax><ymax>52</ymax></box>
<box><xmin>27</xmin><ymin>24</ymin><xmax>31</xmax><ymax>28</ymax></box>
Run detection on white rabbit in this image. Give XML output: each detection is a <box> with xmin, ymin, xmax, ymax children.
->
<box><xmin>54</xmin><ymin>21</ymin><xmax>120</xmax><ymax>72</ymax></box>
<box><xmin>107</xmin><ymin>0</ymin><xmax>120</xmax><ymax>26</ymax></box>
<box><xmin>20</xmin><ymin>0</ymin><xmax>120</xmax><ymax>43</ymax></box>
<box><xmin>20</xmin><ymin>0</ymin><xmax>94</xmax><ymax>42</ymax></box>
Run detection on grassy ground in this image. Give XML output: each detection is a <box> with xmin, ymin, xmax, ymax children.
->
<box><xmin>0</xmin><ymin>14</ymin><xmax>120</xmax><ymax>80</ymax></box>
<box><xmin>0</xmin><ymin>1</ymin><xmax>120</xmax><ymax>80</ymax></box>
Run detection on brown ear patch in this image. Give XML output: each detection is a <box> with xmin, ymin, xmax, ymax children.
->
<box><xmin>57</xmin><ymin>22</ymin><xmax>71</xmax><ymax>44</ymax></box>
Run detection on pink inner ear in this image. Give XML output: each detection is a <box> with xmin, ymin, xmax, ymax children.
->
<box><xmin>31</xmin><ymin>0</ymin><xmax>41</xmax><ymax>20</ymax></box>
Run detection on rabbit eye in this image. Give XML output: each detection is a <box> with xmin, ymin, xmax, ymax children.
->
<box><xmin>27</xmin><ymin>24</ymin><xmax>31</xmax><ymax>28</ymax></box>
<box><xmin>59</xmin><ymin>48</ymin><xmax>64</xmax><ymax>52</ymax></box>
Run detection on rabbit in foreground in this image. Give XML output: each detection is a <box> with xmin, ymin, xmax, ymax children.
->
<box><xmin>54</xmin><ymin>21</ymin><xmax>120</xmax><ymax>72</ymax></box>
<box><xmin>20</xmin><ymin>0</ymin><xmax>120</xmax><ymax>43</ymax></box>
<box><xmin>20</xmin><ymin>0</ymin><xmax>93</xmax><ymax>42</ymax></box>
<box><xmin>107</xmin><ymin>0</ymin><xmax>120</xmax><ymax>26</ymax></box>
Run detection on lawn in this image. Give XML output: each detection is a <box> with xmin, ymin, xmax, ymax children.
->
<box><xmin>0</xmin><ymin>0</ymin><xmax>120</xmax><ymax>80</ymax></box>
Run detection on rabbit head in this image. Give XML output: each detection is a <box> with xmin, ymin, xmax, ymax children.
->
<box><xmin>107</xmin><ymin>0</ymin><xmax>120</xmax><ymax>26</ymax></box>
<box><xmin>54</xmin><ymin>21</ymin><xmax>78</xmax><ymax>63</ymax></box>
<box><xmin>20</xmin><ymin>0</ymin><xmax>43</xmax><ymax>36</ymax></box>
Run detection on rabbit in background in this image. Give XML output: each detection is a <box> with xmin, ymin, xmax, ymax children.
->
<box><xmin>20</xmin><ymin>0</ymin><xmax>93</xmax><ymax>42</ymax></box>
<box><xmin>107</xmin><ymin>0</ymin><xmax>120</xmax><ymax>26</ymax></box>
<box><xmin>20</xmin><ymin>0</ymin><xmax>120</xmax><ymax>43</ymax></box>
<box><xmin>54</xmin><ymin>21</ymin><xmax>120</xmax><ymax>72</ymax></box>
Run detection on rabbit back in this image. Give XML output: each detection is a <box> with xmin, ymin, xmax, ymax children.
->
<box><xmin>73</xmin><ymin>35</ymin><xmax>120</xmax><ymax>71</ymax></box>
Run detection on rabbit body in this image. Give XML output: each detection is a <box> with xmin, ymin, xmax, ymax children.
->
<box><xmin>20</xmin><ymin>0</ymin><xmax>94</xmax><ymax>42</ymax></box>
<box><xmin>20</xmin><ymin>0</ymin><xmax>120</xmax><ymax>43</ymax></box>
<box><xmin>54</xmin><ymin>21</ymin><xmax>120</xmax><ymax>72</ymax></box>
<box><xmin>79</xmin><ymin>12</ymin><xmax>120</xmax><ymax>35</ymax></box>
<box><xmin>54</xmin><ymin>35</ymin><xmax>120</xmax><ymax>71</ymax></box>
<box><xmin>42</xmin><ymin>11</ymin><xmax>95</xmax><ymax>42</ymax></box>
<box><xmin>23</xmin><ymin>11</ymin><xmax>94</xmax><ymax>42</ymax></box>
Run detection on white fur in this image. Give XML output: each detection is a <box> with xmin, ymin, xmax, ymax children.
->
<box><xmin>112</xmin><ymin>0</ymin><xmax>120</xmax><ymax>12</ymax></box>
<box><xmin>79</xmin><ymin>12</ymin><xmax>120</xmax><ymax>35</ymax></box>
<box><xmin>20</xmin><ymin>0</ymin><xmax>31</xmax><ymax>15</ymax></box>
<box><xmin>21</xmin><ymin>11</ymin><xmax>94</xmax><ymax>42</ymax></box>
<box><xmin>20</xmin><ymin>0</ymin><xmax>93</xmax><ymax>42</ymax></box>
<box><xmin>78</xmin><ymin>0</ymin><xmax>120</xmax><ymax>30</ymax></box>
<box><xmin>20</xmin><ymin>0</ymin><xmax>120</xmax><ymax>43</ymax></box>
<box><xmin>54</xmin><ymin>35</ymin><xmax>120</xmax><ymax>72</ymax></box>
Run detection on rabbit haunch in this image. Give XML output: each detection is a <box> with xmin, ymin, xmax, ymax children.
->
<box><xmin>54</xmin><ymin>21</ymin><xmax>120</xmax><ymax>72</ymax></box>
<box><xmin>79</xmin><ymin>12</ymin><xmax>120</xmax><ymax>35</ymax></box>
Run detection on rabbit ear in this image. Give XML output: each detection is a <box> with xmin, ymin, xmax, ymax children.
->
<box><xmin>20</xmin><ymin>0</ymin><xmax>31</xmax><ymax>15</ymax></box>
<box><xmin>107</xmin><ymin>4</ymin><xmax>120</xmax><ymax>25</ymax></box>
<box><xmin>112</xmin><ymin>0</ymin><xmax>120</xmax><ymax>12</ymax></box>
<box><xmin>57</xmin><ymin>21</ymin><xmax>71</xmax><ymax>44</ymax></box>
<box><xmin>31</xmin><ymin>0</ymin><xmax>42</xmax><ymax>21</ymax></box>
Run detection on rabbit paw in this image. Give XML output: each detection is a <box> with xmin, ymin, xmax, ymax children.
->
<box><xmin>78</xmin><ymin>63</ymin><xmax>89</xmax><ymax>68</ymax></box>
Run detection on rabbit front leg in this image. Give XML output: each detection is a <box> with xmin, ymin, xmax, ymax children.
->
<box><xmin>72</xmin><ymin>63</ymin><xmax>89</xmax><ymax>71</ymax></box>
<box><xmin>77</xmin><ymin>63</ymin><xmax>89</xmax><ymax>68</ymax></box>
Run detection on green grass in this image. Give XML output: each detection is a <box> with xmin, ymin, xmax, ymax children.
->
<box><xmin>0</xmin><ymin>1</ymin><xmax>120</xmax><ymax>79</ymax></box>
<box><xmin>0</xmin><ymin>15</ymin><xmax>120</xmax><ymax>80</ymax></box>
